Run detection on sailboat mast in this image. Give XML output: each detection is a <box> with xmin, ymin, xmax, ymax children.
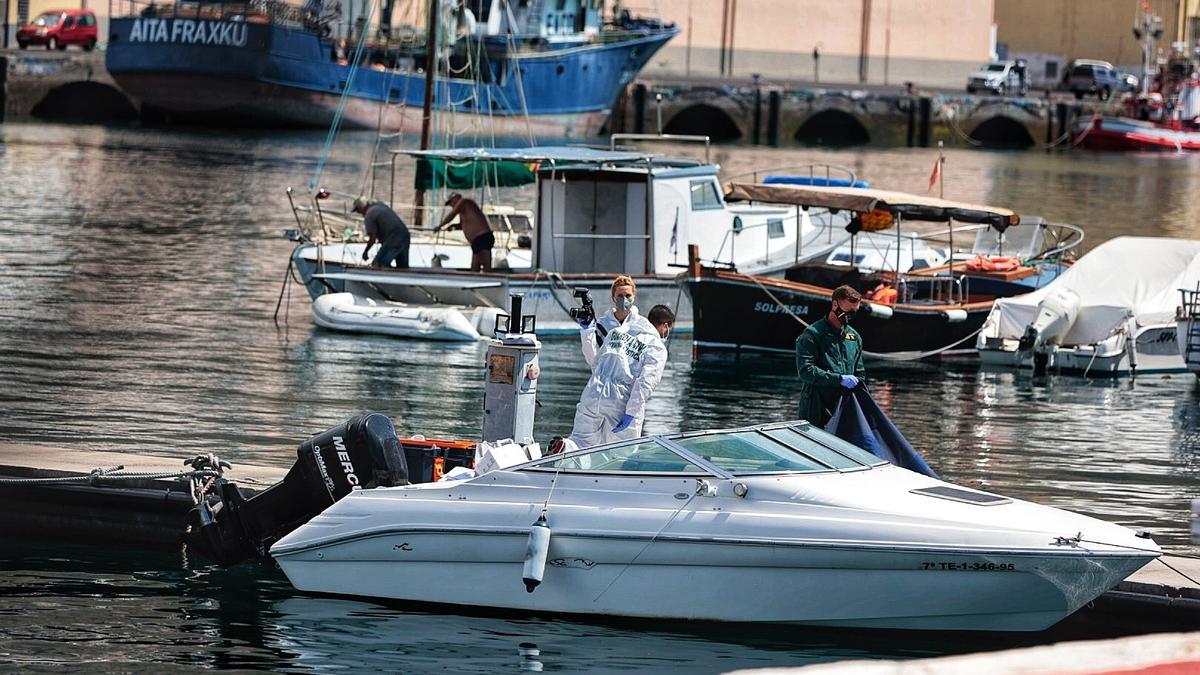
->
<box><xmin>414</xmin><ymin>0</ymin><xmax>439</xmax><ymax>226</ymax></box>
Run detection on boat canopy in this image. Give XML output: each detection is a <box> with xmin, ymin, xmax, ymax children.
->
<box><xmin>724</xmin><ymin>182</ymin><xmax>1018</xmax><ymax>228</ymax></box>
<box><xmin>987</xmin><ymin>236</ymin><xmax>1200</xmax><ymax>345</ymax></box>
<box><xmin>402</xmin><ymin>146</ymin><xmax>660</xmax><ymax>190</ymax></box>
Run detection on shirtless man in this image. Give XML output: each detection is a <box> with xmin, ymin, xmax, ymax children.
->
<box><xmin>435</xmin><ymin>193</ymin><xmax>494</xmax><ymax>272</ymax></box>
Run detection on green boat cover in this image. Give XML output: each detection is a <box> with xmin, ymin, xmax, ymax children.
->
<box><xmin>415</xmin><ymin>159</ymin><xmax>536</xmax><ymax>190</ymax></box>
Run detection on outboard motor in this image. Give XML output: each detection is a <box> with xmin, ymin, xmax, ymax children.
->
<box><xmin>1018</xmin><ymin>287</ymin><xmax>1081</xmax><ymax>374</ymax></box>
<box><xmin>186</xmin><ymin>413</ymin><xmax>408</xmax><ymax>566</ymax></box>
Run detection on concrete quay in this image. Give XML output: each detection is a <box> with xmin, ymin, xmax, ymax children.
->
<box><xmin>1</xmin><ymin>48</ymin><xmax>1116</xmax><ymax>152</ymax></box>
<box><xmin>612</xmin><ymin>74</ymin><xmax>1119</xmax><ymax>149</ymax></box>
<box><xmin>0</xmin><ymin>48</ymin><xmax>136</xmax><ymax>122</ymax></box>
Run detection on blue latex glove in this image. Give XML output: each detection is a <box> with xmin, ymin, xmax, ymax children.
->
<box><xmin>578</xmin><ymin>318</ymin><xmax>594</xmax><ymax>330</ymax></box>
<box><xmin>840</xmin><ymin>375</ymin><xmax>859</xmax><ymax>389</ymax></box>
<box><xmin>612</xmin><ymin>414</ymin><xmax>635</xmax><ymax>433</ymax></box>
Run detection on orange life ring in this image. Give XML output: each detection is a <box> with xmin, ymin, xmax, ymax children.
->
<box><xmin>963</xmin><ymin>255</ymin><xmax>1020</xmax><ymax>272</ymax></box>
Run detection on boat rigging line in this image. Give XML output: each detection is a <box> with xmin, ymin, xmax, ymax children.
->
<box><xmin>311</xmin><ymin>0</ymin><xmax>379</xmax><ymax>192</ymax></box>
<box><xmin>1074</xmin><ymin>537</ymin><xmax>1200</xmax><ymax>586</ymax></box>
<box><xmin>591</xmin><ymin>478</ymin><xmax>701</xmax><ymax>604</ymax></box>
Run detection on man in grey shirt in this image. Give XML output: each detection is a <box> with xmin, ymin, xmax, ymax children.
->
<box><xmin>354</xmin><ymin>196</ymin><xmax>411</xmax><ymax>268</ymax></box>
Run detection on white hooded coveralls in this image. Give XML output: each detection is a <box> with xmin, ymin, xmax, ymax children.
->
<box><xmin>568</xmin><ymin>307</ymin><xmax>668</xmax><ymax>448</ymax></box>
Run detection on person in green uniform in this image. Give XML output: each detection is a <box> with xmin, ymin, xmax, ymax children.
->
<box><xmin>795</xmin><ymin>285</ymin><xmax>866</xmax><ymax>427</ymax></box>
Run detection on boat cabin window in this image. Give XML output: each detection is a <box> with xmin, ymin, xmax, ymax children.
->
<box><xmin>528</xmin><ymin>440</ymin><xmax>708</xmax><ymax>474</ymax></box>
<box><xmin>767</xmin><ymin>425</ymin><xmax>889</xmax><ymax>468</ymax></box>
<box><xmin>689</xmin><ymin>179</ymin><xmax>723</xmax><ymax>211</ymax></box>
<box><xmin>674</xmin><ymin>431</ymin><xmax>833</xmax><ymax>475</ymax></box>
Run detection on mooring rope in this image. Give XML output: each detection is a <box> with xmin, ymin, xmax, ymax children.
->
<box><xmin>0</xmin><ymin>467</ymin><xmax>224</xmax><ymax>486</ymax></box>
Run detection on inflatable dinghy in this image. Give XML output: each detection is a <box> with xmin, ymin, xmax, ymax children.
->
<box><xmin>312</xmin><ymin>293</ymin><xmax>499</xmax><ymax>341</ymax></box>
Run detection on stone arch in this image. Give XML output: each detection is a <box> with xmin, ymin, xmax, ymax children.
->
<box><xmin>32</xmin><ymin>82</ymin><xmax>138</xmax><ymax>121</ymax></box>
<box><xmin>662</xmin><ymin>104</ymin><xmax>743</xmax><ymax>142</ymax></box>
<box><xmin>969</xmin><ymin>116</ymin><xmax>1036</xmax><ymax>149</ymax></box>
<box><xmin>794</xmin><ymin>109</ymin><xmax>870</xmax><ymax>146</ymax></box>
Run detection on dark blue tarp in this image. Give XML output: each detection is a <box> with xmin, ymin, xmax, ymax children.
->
<box><xmin>825</xmin><ymin>388</ymin><xmax>939</xmax><ymax>478</ymax></box>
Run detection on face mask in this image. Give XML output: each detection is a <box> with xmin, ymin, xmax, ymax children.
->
<box><xmin>615</xmin><ymin>297</ymin><xmax>634</xmax><ymax>311</ymax></box>
<box><xmin>835</xmin><ymin>308</ymin><xmax>856</xmax><ymax>324</ymax></box>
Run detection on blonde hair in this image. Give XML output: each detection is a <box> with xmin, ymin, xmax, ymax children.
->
<box><xmin>611</xmin><ymin>275</ymin><xmax>636</xmax><ymax>297</ymax></box>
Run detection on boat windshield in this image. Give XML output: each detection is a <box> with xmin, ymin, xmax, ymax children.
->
<box><xmin>520</xmin><ymin>423</ymin><xmax>888</xmax><ymax>476</ymax></box>
<box><xmin>673</xmin><ymin>431</ymin><xmax>834</xmax><ymax>474</ymax></box>
<box><xmin>763</xmin><ymin>425</ymin><xmax>888</xmax><ymax>468</ymax></box>
<box><xmin>529</xmin><ymin>440</ymin><xmax>709</xmax><ymax>474</ymax></box>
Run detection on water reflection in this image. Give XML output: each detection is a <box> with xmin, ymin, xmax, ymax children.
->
<box><xmin>3</xmin><ymin>123</ymin><xmax>1200</xmax><ymax>669</ymax></box>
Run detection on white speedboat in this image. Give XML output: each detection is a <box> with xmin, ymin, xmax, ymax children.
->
<box><xmin>270</xmin><ymin>420</ymin><xmax>1158</xmax><ymax>631</ymax></box>
<box><xmin>978</xmin><ymin>236</ymin><xmax>1200</xmax><ymax>376</ymax></box>
<box><xmin>311</xmin><ymin>293</ymin><xmax>501</xmax><ymax>341</ymax></box>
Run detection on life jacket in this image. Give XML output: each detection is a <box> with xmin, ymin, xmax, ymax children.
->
<box><xmin>867</xmin><ymin>283</ymin><xmax>898</xmax><ymax>305</ymax></box>
<box><xmin>964</xmin><ymin>255</ymin><xmax>1020</xmax><ymax>273</ymax></box>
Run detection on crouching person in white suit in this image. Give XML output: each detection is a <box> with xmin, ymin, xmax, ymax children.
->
<box><xmin>566</xmin><ymin>276</ymin><xmax>674</xmax><ymax>450</ymax></box>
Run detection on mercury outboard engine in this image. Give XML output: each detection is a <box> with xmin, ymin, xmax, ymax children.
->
<box><xmin>186</xmin><ymin>413</ymin><xmax>408</xmax><ymax>566</ymax></box>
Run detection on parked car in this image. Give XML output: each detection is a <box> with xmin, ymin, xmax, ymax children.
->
<box><xmin>16</xmin><ymin>9</ymin><xmax>98</xmax><ymax>51</ymax></box>
<box><xmin>1117</xmin><ymin>71</ymin><xmax>1140</xmax><ymax>93</ymax></box>
<box><xmin>1062</xmin><ymin>59</ymin><xmax>1126</xmax><ymax>100</ymax></box>
<box><xmin>966</xmin><ymin>60</ymin><xmax>1029</xmax><ymax>96</ymax></box>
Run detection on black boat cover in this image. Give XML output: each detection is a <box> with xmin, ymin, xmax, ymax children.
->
<box><xmin>826</xmin><ymin>388</ymin><xmax>939</xmax><ymax>478</ymax></box>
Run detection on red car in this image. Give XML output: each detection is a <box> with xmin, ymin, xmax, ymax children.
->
<box><xmin>16</xmin><ymin>9</ymin><xmax>98</xmax><ymax>51</ymax></box>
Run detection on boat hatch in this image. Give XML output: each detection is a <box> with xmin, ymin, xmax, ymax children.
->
<box><xmin>910</xmin><ymin>486</ymin><xmax>1012</xmax><ymax>506</ymax></box>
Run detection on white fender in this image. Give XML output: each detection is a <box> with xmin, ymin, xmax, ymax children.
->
<box><xmin>522</xmin><ymin>515</ymin><xmax>551</xmax><ymax>592</ymax></box>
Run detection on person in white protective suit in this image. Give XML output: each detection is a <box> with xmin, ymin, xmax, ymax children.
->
<box><xmin>564</xmin><ymin>276</ymin><xmax>674</xmax><ymax>450</ymax></box>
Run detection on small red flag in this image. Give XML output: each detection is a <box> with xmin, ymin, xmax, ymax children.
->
<box><xmin>927</xmin><ymin>155</ymin><xmax>943</xmax><ymax>193</ymax></box>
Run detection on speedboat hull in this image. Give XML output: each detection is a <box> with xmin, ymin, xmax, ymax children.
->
<box><xmin>271</xmin><ymin>456</ymin><xmax>1157</xmax><ymax>630</ymax></box>
<box><xmin>979</xmin><ymin>323</ymin><xmax>1186</xmax><ymax>376</ymax></box>
<box><xmin>274</xmin><ymin>528</ymin><xmax>1145</xmax><ymax>630</ymax></box>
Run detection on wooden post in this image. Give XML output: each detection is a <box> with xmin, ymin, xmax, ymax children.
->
<box><xmin>687</xmin><ymin>244</ymin><xmax>701</xmax><ymax>278</ymax></box>
<box><xmin>752</xmin><ymin>86</ymin><xmax>762</xmax><ymax>145</ymax></box>
<box><xmin>767</xmin><ymin>89</ymin><xmax>781</xmax><ymax>146</ymax></box>
<box><xmin>633</xmin><ymin>83</ymin><xmax>647</xmax><ymax>134</ymax></box>
<box><xmin>918</xmin><ymin>96</ymin><xmax>932</xmax><ymax>148</ymax></box>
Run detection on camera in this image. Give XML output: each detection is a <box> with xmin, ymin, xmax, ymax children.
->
<box><xmin>568</xmin><ymin>287</ymin><xmax>595</xmax><ymax>325</ymax></box>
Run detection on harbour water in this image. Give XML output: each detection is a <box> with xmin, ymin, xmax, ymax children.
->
<box><xmin>1</xmin><ymin>123</ymin><xmax>1199</xmax><ymax>671</ymax></box>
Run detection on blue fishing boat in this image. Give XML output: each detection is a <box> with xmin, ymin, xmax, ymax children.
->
<box><xmin>104</xmin><ymin>0</ymin><xmax>676</xmax><ymax>137</ymax></box>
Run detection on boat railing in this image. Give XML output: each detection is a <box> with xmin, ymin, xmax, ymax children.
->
<box><xmin>110</xmin><ymin>0</ymin><xmax>309</xmax><ymax>26</ymax></box>
<box><xmin>897</xmin><ymin>272</ymin><xmax>970</xmax><ymax>306</ymax></box>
